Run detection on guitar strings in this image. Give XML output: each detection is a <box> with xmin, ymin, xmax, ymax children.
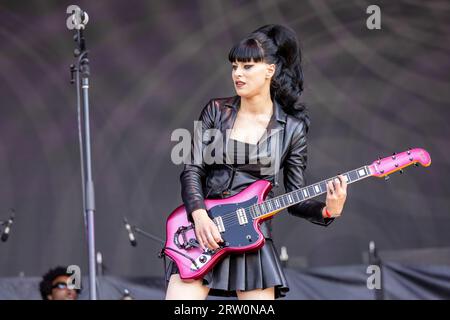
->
<box><xmin>214</xmin><ymin>172</ymin><xmax>368</xmax><ymax>229</ymax></box>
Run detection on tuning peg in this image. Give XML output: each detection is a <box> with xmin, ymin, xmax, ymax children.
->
<box><xmin>377</xmin><ymin>157</ymin><xmax>381</xmax><ymax>165</ymax></box>
<box><xmin>414</xmin><ymin>162</ymin><xmax>419</xmax><ymax>167</ymax></box>
<box><xmin>392</xmin><ymin>152</ymin><xmax>397</xmax><ymax>160</ymax></box>
<box><xmin>399</xmin><ymin>169</ymin><xmax>403</xmax><ymax>174</ymax></box>
<box><xmin>407</xmin><ymin>148</ymin><xmax>412</xmax><ymax>155</ymax></box>
<box><xmin>384</xmin><ymin>175</ymin><xmax>390</xmax><ymax>181</ymax></box>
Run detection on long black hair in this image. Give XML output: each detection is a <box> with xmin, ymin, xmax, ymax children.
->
<box><xmin>228</xmin><ymin>24</ymin><xmax>310</xmax><ymax>131</ymax></box>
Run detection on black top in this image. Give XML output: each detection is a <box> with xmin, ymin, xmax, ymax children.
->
<box><xmin>226</xmin><ymin>138</ymin><xmax>270</xmax><ymax>175</ymax></box>
<box><xmin>227</xmin><ymin>138</ymin><xmax>255</xmax><ymax>166</ymax></box>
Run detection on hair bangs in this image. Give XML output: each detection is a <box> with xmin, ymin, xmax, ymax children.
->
<box><xmin>228</xmin><ymin>38</ymin><xmax>264</xmax><ymax>63</ymax></box>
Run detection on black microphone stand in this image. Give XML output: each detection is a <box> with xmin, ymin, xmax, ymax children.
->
<box><xmin>123</xmin><ymin>218</ymin><xmax>169</xmax><ymax>288</ymax></box>
<box><xmin>133</xmin><ymin>226</ymin><xmax>165</xmax><ymax>245</ymax></box>
<box><xmin>124</xmin><ymin>217</ymin><xmax>164</xmax><ymax>246</ymax></box>
<box><xmin>70</xmin><ymin>22</ymin><xmax>98</xmax><ymax>299</ymax></box>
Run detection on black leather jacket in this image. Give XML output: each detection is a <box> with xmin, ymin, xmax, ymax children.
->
<box><xmin>180</xmin><ymin>96</ymin><xmax>333</xmax><ymax>238</ymax></box>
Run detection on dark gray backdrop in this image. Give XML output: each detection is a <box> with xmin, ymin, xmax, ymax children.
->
<box><xmin>0</xmin><ymin>0</ymin><xmax>449</xmax><ymax>279</ymax></box>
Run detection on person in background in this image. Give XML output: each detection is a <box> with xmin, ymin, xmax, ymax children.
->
<box><xmin>39</xmin><ymin>266</ymin><xmax>80</xmax><ymax>300</ymax></box>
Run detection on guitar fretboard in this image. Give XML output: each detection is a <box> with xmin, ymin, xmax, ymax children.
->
<box><xmin>248</xmin><ymin>166</ymin><xmax>372</xmax><ymax>219</ymax></box>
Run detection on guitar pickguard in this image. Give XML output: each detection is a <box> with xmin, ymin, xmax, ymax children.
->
<box><xmin>208</xmin><ymin>196</ymin><xmax>261</xmax><ymax>248</ymax></box>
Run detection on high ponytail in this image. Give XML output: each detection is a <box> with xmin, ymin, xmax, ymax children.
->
<box><xmin>228</xmin><ymin>24</ymin><xmax>310</xmax><ymax>131</ymax></box>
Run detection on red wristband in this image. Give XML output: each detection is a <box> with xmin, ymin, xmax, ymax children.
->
<box><xmin>325</xmin><ymin>208</ymin><xmax>332</xmax><ymax>218</ymax></box>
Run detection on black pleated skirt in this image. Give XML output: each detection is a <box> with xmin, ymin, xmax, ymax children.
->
<box><xmin>166</xmin><ymin>238</ymin><xmax>289</xmax><ymax>299</ymax></box>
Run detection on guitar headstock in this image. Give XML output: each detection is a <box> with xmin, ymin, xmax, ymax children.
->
<box><xmin>368</xmin><ymin>148</ymin><xmax>431</xmax><ymax>178</ymax></box>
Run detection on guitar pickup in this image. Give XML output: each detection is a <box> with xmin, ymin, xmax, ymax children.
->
<box><xmin>214</xmin><ymin>216</ymin><xmax>225</xmax><ymax>233</ymax></box>
<box><xmin>236</xmin><ymin>208</ymin><xmax>248</xmax><ymax>225</ymax></box>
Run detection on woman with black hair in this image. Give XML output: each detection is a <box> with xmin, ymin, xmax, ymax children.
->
<box><xmin>165</xmin><ymin>24</ymin><xmax>348</xmax><ymax>300</ymax></box>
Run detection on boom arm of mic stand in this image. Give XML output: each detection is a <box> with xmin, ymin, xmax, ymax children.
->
<box><xmin>131</xmin><ymin>225</ymin><xmax>168</xmax><ymax>282</ymax></box>
<box><xmin>132</xmin><ymin>226</ymin><xmax>164</xmax><ymax>245</ymax></box>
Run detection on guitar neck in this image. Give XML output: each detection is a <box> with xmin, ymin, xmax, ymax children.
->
<box><xmin>250</xmin><ymin>165</ymin><xmax>373</xmax><ymax>219</ymax></box>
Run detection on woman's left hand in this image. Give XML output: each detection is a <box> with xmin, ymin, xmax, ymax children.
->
<box><xmin>324</xmin><ymin>175</ymin><xmax>348</xmax><ymax>218</ymax></box>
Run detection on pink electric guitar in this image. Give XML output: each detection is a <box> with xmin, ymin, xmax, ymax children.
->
<box><xmin>163</xmin><ymin>148</ymin><xmax>431</xmax><ymax>280</ymax></box>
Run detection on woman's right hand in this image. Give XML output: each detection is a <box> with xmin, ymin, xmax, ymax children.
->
<box><xmin>191</xmin><ymin>209</ymin><xmax>223</xmax><ymax>250</ymax></box>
